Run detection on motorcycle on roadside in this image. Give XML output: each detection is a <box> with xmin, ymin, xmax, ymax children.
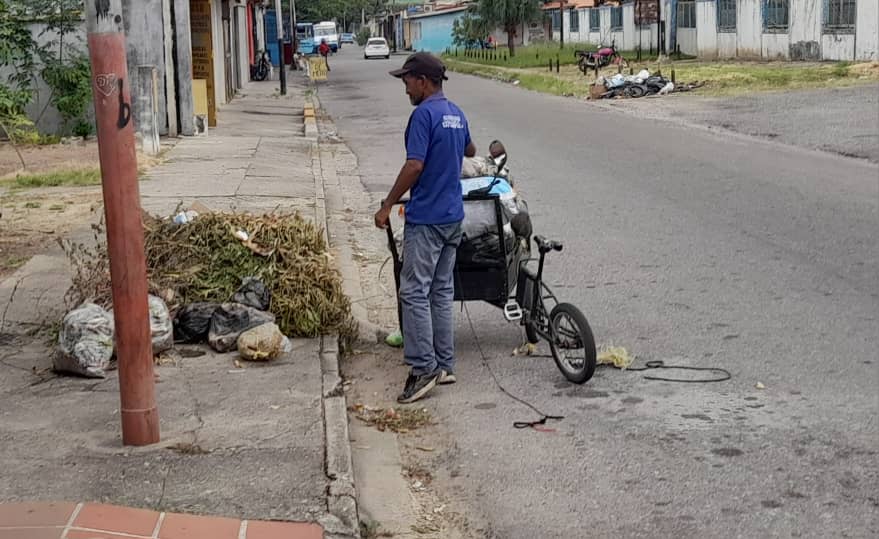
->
<box><xmin>575</xmin><ymin>41</ymin><xmax>628</xmax><ymax>74</ymax></box>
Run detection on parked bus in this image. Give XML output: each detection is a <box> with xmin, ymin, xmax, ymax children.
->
<box><xmin>314</xmin><ymin>21</ymin><xmax>340</xmax><ymax>52</ymax></box>
<box><xmin>296</xmin><ymin>22</ymin><xmax>315</xmax><ymax>55</ymax></box>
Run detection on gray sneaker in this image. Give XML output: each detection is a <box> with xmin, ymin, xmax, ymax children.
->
<box><xmin>397</xmin><ymin>370</ymin><xmax>439</xmax><ymax>403</ymax></box>
<box><xmin>438</xmin><ymin>370</ymin><xmax>456</xmax><ymax>385</ymax></box>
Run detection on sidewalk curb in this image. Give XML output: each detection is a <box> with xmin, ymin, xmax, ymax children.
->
<box><xmin>320</xmin><ymin>334</ymin><xmax>360</xmax><ymax>539</ymax></box>
<box><xmin>308</xmin><ymin>95</ymin><xmax>384</xmax><ymax>345</ymax></box>
<box><xmin>304</xmin><ymin>101</ymin><xmax>319</xmax><ymax>139</ymax></box>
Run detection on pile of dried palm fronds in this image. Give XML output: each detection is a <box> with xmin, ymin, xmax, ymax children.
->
<box><xmin>61</xmin><ymin>211</ymin><xmax>356</xmax><ymax>340</ymax></box>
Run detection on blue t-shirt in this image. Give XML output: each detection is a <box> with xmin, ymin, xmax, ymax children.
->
<box><xmin>404</xmin><ymin>92</ymin><xmax>470</xmax><ymax>225</ymax></box>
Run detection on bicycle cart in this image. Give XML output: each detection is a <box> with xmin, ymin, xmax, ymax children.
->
<box><xmin>384</xmin><ymin>175</ymin><xmax>597</xmax><ymax>384</ymax></box>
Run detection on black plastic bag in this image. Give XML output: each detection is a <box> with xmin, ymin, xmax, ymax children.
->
<box><xmin>208</xmin><ymin>303</ymin><xmax>276</xmax><ymax>353</ymax></box>
<box><xmin>173</xmin><ymin>302</ymin><xmax>220</xmax><ymax>343</ymax></box>
<box><xmin>232</xmin><ymin>277</ymin><xmax>271</xmax><ymax>311</ymax></box>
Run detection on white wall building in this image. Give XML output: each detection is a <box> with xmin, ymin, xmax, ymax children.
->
<box><xmin>544</xmin><ymin>0</ymin><xmax>877</xmax><ymax>61</ymax></box>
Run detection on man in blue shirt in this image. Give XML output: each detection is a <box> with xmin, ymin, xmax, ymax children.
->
<box><xmin>375</xmin><ymin>53</ymin><xmax>476</xmax><ymax>403</ymax></box>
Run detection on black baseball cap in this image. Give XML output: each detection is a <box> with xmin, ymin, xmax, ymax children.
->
<box><xmin>389</xmin><ymin>52</ymin><xmax>448</xmax><ymax>81</ymax></box>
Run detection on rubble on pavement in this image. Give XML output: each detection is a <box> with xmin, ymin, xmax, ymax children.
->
<box><xmin>591</xmin><ymin>68</ymin><xmax>705</xmax><ymax>99</ymax></box>
<box><xmin>56</xmin><ymin>207</ymin><xmax>356</xmax><ymax>373</ymax></box>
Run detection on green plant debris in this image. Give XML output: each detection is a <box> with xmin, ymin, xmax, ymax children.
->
<box><xmin>61</xmin><ymin>211</ymin><xmax>356</xmax><ymax>340</ymax></box>
<box><xmin>350</xmin><ymin>404</ymin><xmax>433</xmax><ymax>433</ymax></box>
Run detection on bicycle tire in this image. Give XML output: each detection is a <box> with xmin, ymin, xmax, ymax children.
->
<box><xmin>254</xmin><ymin>63</ymin><xmax>268</xmax><ymax>82</ymax></box>
<box><xmin>549</xmin><ymin>303</ymin><xmax>596</xmax><ymax>384</ymax></box>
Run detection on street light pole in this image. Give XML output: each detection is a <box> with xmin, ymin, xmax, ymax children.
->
<box><xmin>84</xmin><ymin>0</ymin><xmax>159</xmax><ymax>446</ymax></box>
<box><xmin>274</xmin><ymin>0</ymin><xmax>287</xmax><ymax>94</ymax></box>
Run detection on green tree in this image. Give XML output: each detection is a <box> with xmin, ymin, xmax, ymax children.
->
<box><xmin>472</xmin><ymin>0</ymin><xmax>542</xmax><ymax>56</ymax></box>
<box><xmin>0</xmin><ymin>0</ymin><xmax>39</xmax><ymax>151</ymax></box>
<box><xmin>451</xmin><ymin>13</ymin><xmax>488</xmax><ymax>49</ymax></box>
<box><xmin>0</xmin><ymin>0</ymin><xmax>92</xmax><ymax>137</ymax></box>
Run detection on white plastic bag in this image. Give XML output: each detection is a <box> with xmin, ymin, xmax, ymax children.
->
<box><xmin>148</xmin><ymin>295</ymin><xmax>173</xmax><ymax>355</ymax></box>
<box><xmin>55</xmin><ymin>303</ymin><xmax>115</xmax><ymax>378</ymax></box>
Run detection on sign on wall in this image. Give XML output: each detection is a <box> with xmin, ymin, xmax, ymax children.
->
<box><xmin>634</xmin><ymin>0</ymin><xmax>660</xmax><ymax>25</ymax></box>
<box><xmin>190</xmin><ymin>0</ymin><xmax>217</xmax><ymax>126</ymax></box>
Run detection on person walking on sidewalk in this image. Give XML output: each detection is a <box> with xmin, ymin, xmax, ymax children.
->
<box><xmin>374</xmin><ymin>52</ymin><xmax>476</xmax><ymax>404</ymax></box>
<box><xmin>318</xmin><ymin>39</ymin><xmax>331</xmax><ymax>71</ymax></box>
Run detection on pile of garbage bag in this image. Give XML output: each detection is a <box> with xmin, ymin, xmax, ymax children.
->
<box><xmin>595</xmin><ymin>69</ymin><xmax>703</xmax><ymax>99</ymax></box>
<box><xmin>54</xmin><ymin>278</ymin><xmax>292</xmax><ymax>378</ymax></box>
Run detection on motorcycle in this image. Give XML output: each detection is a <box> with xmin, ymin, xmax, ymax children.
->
<box><xmin>575</xmin><ymin>41</ymin><xmax>628</xmax><ymax>74</ymax></box>
<box><xmin>251</xmin><ymin>50</ymin><xmax>271</xmax><ymax>82</ymax></box>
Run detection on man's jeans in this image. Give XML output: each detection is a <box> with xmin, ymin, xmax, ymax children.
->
<box><xmin>400</xmin><ymin>221</ymin><xmax>463</xmax><ymax>376</ymax></box>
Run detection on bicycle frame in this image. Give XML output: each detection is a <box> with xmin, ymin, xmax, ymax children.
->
<box><xmin>516</xmin><ymin>250</ymin><xmax>559</xmax><ymax>341</ymax></box>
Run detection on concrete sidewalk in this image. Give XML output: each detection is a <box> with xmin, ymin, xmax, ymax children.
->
<box><xmin>0</xmin><ymin>79</ymin><xmax>359</xmax><ymax>539</ymax></box>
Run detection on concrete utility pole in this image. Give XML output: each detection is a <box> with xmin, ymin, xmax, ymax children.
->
<box><xmin>289</xmin><ymin>0</ymin><xmax>298</xmax><ymax>70</ymax></box>
<box><xmin>274</xmin><ymin>0</ymin><xmax>287</xmax><ymax>94</ymax></box>
<box><xmin>559</xmin><ymin>0</ymin><xmax>565</xmax><ymax>50</ymax></box>
<box><xmin>85</xmin><ymin>0</ymin><xmax>159</xmax><ymax>446</ymax></box>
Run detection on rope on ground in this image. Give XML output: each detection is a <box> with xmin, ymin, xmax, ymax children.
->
<box><xmin>462</xmin><ymin>302</ymin><xmax>564</xmax><ymax>432</ymax></box>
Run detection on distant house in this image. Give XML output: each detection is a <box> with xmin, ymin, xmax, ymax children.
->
<box><xmin>408</xmin><ymin>5</ymin><xmax>470</xmax><ymax>53</ymax></box>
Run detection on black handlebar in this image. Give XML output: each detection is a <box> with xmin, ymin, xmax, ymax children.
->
<box><xmin>534</xmin><ymin>235</ymin><xmax>563</xmax><ymax>253</ymax></box>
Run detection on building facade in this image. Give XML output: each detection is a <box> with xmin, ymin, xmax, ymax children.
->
<box><xmin>544</xmin><ymin>0</ymin><xmax>877</xmax><ymax>61</ymax></box>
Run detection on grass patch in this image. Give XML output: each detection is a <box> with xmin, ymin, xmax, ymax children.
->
<box><xmin>444</xmin><ymin>43</ymin><xmax>657</xmax><ymax>68</ymax></box>
<box><xmin>1</xmin><ymin>255</ymin><xmax>29</xmax><ymax>271</ymax></box>
<box><xmin>445</xmin><ymin>58</ymin><xmax>589</xmax><ymax>97</ymax></box>
<box><xmin>23</xmin><ymin>201</ymin><xmax>42</xmax><ymax>209</ymax></box>
<box><xmin>446</xmin><ymin>56</ymin><xmax>877</xmax><ymax>98</ymax></box>
<box><xmin>663</xmin><ymin>60</ymin><xmax>873</xmax><ymax>95</ymax></box>
<box><xmin>2</xmin><ymin>168</ymin><xmax>101</xmax><ymax>190</ymax></box>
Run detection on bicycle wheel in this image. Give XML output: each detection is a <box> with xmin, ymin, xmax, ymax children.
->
<box><xmin>548</xmin><ymin>303</ymin><xmax>596</xmax><ymax>384</ymax></box>
<box><xmin>254</xmin><ymin>63</ymin><xmax>268</xmax><ymax>81</ymax></box>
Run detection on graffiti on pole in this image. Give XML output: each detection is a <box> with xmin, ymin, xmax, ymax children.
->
<box><xmin>95</xmin><ymin>0</ymin><xmax>111</xmax><ymax>20</ymax></box>
<box><xmin>95</xmin><ymin>73</ymin><xmax>119</xmax><ymax>96</ymax></box>
<box><xmin>116</xmin><ymin>79</ymin><xmax>130</xmax><ymax>128</ymax></box>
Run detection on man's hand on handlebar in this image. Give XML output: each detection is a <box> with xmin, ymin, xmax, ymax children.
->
<box><xmin>374</xmin><ymin>205</ymin><xmax>391</xmax><ymax>229</ymax></box>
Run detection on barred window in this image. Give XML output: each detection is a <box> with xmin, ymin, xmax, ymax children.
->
<box><xmin>677</xmin><ymin>0</ymin><xmax>696</xmax><ymax>29</ymax></box>
<box><xmin>551</xmin><ymin>9</ymin><xmax>561</xmax><ymax>30</ymax></box>
<box><xmin>763</xmin><ymin>0</ymin><xmax>789</xmax><ymax>31</ymax></box>
<box><xmin>589</xmin><ymin>9</ymin><xmax>600</xmax><ymax>31</ymax></box>
<box><xmin>717</xmin><ymin>0</ymin><xmax>737</xmax><ymax>32</ymax></box>
<box><xmin>570</xmin><ymin>8</ymin><xmax>580</xmax><ymax>32</ymax></box>
<box><xmin>610</xmin><ymin>7</ymin><xmax>623</xmax><ymax>30</ymax></box>
<box><xmin>824</xmin><ymin>0</ymin><xmax>856</xmax><ymax>31</ymax></box>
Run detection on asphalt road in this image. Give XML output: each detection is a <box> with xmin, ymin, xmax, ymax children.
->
<box><xmin>319</xmin><ymin>47</ymin><xmax>879</xmax><ymax>538</ymax></box>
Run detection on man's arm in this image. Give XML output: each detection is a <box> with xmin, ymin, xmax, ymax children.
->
<box><xmin>464</xmin><ymin>141</ymin><xmax>476</xmax><ymax>158</ymax></box>
<box><xmin>374</xmin><ymin>159</ymin><xmax>424</xmax><ymax>228</ymax></box>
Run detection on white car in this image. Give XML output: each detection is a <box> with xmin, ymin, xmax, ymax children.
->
<box><xmin>364</xmin><ymin>38</ymin><xmax>390</xmax><ymax>59</ymax></box>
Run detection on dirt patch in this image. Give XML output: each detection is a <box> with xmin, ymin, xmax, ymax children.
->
<box><xmin>342</xmin><ymin>346</ymin><xmax>492</xmax><ymax>539</ymax></box>
<box><xmin>0</xmin><ymin>187</ymin><xmax>102</xmax><ymax>279</ymax></box>
<box><xmin>0</xmin><ymin>140</ymin><xmax>171</xmax><ymax>281</ymax></box>
<box><xmin>0</xmin><ymin>140</ymin><xmax>100</xmax><ymax>178</ymax></box>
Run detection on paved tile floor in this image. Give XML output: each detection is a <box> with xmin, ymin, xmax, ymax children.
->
<box><xmin>0</xmin><ymin>502</ymin><xmax>323</xmax><ymax>539</ymax></box>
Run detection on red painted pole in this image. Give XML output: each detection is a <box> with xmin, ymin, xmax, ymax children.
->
<box><xmin>86</xmin><ymin>0</ymin><xmax>159</xmax><ymax>446</ymax></box>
